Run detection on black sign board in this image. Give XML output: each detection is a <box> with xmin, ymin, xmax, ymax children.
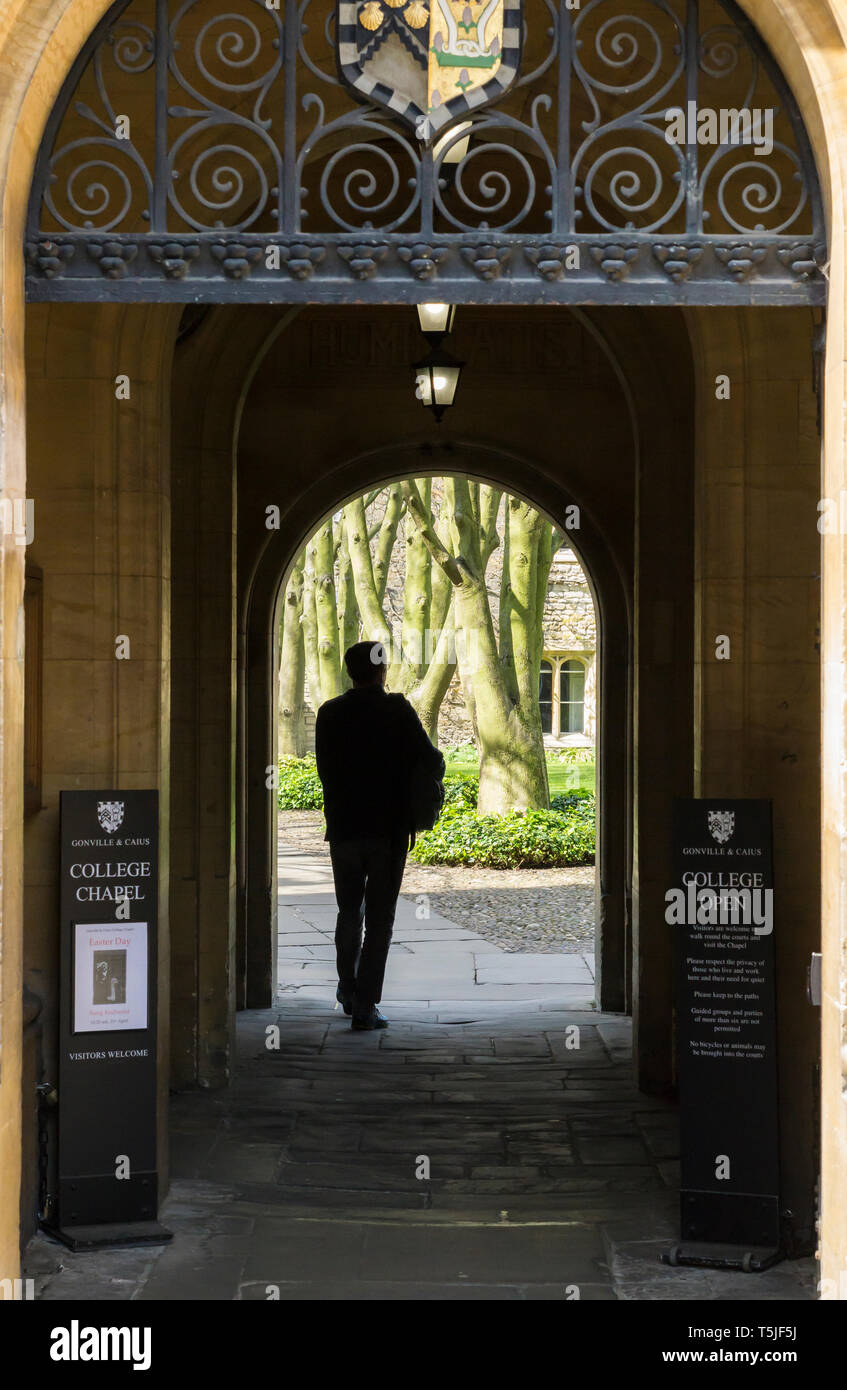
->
<box><xmin>671</xmin><ymin>799</ymin><xmax>779</xmax><ymax>1257</ymax></box>
<box><xmin>50</xmin><ymin>790</ymin><xmax>170</xmax><ymax>1248</ymax></box>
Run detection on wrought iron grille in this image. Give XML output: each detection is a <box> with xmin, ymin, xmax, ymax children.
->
<box><xmin>25</xmin><ymin>0</ymin><xmax>827</xmax><ymax>303</ymax></box>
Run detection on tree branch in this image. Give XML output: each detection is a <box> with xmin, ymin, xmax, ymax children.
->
<box><xmin>447</xmin><ymin>476</ymin><xmax>483</xmax><ymax>577</ymax></box>
<box><xmin>401</xmin><ymin>477</ymin><xmax>432</xmax><ymax>685</ymax></box>
<box><xmin>335</xmin><ymin>526</ymin><xmax>359</xmax><ymax>684</ymax></box>
<box><xmin>402</xmin><ymin>480</ymin><xmax>465</xmax><ymax>586</ymax></box>
<box><xmin>479</xmin><ymin>485</ymin><xmax>502</xmax><ymax>570</ymax></box>
<box><xmin>343</xmin><ymin>496</ymin><xmax>392</xmax><ymax>648</ymax></box>
<box><xmin>373</xmin><ymin>485</ymin><xmax>404</xmax><ymax>604</ymax></box>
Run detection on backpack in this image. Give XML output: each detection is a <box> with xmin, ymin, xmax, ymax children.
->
<box><xmin>408</xmin><ymin>754</ymin><xmax>445</xmax><ymax>844</ymax></box>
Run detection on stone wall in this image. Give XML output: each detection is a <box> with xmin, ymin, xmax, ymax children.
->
<box><xmin>433</xmin><ymin>541</ymin><xmax>597</xmax><ymax>748</ymax></box>
<box><xmin>544</xmin><ymin>548</ymin><xmax>596</xmax><ymax>651</ymax></box>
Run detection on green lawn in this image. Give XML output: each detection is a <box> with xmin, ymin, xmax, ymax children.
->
<box><xmin>547</xmin><ymin>761</ymin><xmax>595</xmax><ymax>795</ymax></box>
<box><xmin>443</xmin><ymin>747</ymin><xmax>595</xmax><ymax>795</ymax></box>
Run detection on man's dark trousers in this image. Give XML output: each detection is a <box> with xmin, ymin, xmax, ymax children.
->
<box><xmin>330</xmin><ymin>835</ymin><xmax>408</xmax><ymax>1010</ymax></box>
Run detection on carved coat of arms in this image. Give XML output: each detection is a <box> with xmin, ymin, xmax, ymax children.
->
<box><xmin>337</xmin><ymin>0</ymin><xmax>522</xmax><ymax>138</ymax></box>
<box><xmin>97</xmin><ymin>800</ymin><xmax>125</xmax><ymax>834</ymax></box>
<box><xmin>707</xmin><ymin>810</ymin><xmax>735</xmax><ymax>845</ymax></box>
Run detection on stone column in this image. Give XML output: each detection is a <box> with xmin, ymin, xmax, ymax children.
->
<box><xmin>22</xmin><ymin>299</ymin><xmax>176</xmax><ymax>1231</ymax></box>
<box><xmin>688</xmin><ymin>304</ymin><xmax>822</xmax><ymax>1252</ymax></box>
<box><xmin>606</xmin><ymin>310</ymin><xmax>696</xmax><ymax>1094</ymax></box>
<box><xmin>169</xmin><ymin>310</ymin><xmax>240</xmax><ymax>1088</ymax></box>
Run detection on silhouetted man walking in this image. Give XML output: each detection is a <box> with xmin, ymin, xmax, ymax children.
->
<box><xmin>315</xmin><ymin>640</ymin><xmax>445</xmax><ymax>1031</ymax></box>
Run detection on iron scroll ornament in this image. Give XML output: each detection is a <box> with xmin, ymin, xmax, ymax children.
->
<box><xmin>24</xmin><ymin>0</ymin><xmax>826</xmax><ymax>304</ymax></box>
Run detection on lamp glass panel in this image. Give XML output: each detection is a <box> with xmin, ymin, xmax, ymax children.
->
<box><xmin>432</xmin><ymin>364</ymin><xmax>460</xmax><ymax>406</ymax></box>
<box><xmin>417</xmin><ymin>303</ymin><xmax>455</xmax><ymax>336</ymax></box>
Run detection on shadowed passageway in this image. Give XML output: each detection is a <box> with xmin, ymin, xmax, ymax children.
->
<box><xmin>24</xmin><ymin>844</ymin><xmax>815</xmax><ymax>1300</ymax></box>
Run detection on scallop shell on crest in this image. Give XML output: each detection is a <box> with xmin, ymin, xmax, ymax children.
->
<box><xmin>359</xmin><ymin>1</ymin><xmax>385</xmax><ymax>29</ymax></box>
<box><xmin>404</xmin><ymin>1</ymin><xmax>429</xmax><ymax>26</ymax></box>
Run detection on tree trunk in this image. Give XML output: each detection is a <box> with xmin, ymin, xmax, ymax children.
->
<box><xmin>407</xmin><ymin>505</ymin><xmax>459</xmax><ymax>739</ymax></box>
<box><xmin>301</xmin><ymin>557</ymin><xmax>323</xmax><ymax>712</ymax></box>
<box><xmin>344</xmin><ymin>494</ymin><xmax>407</xmax><ymax>687</ymax></box>
<box><xmin>497</xmin><ymin>497</ymin><xmax>550</xmax><ymax>802</ymax></box>
<box><xmin>344</xmin><ymin>496</ymin><xmax>393</xmax><ymax>649</ymax></box>
<box><xmin>335</xmin><ymin>521</ymin><xmax>358</xmax><ymax>689</ymax></box>
<box><xmin>310</xmin><ymin>519</ymin><xmax>343</xmax><ymax>702</ymax></box>
<box><xmin>403</xmin><ymin>476</ymin><xmax>549</xmax><ymax>811</ymax></box>
<box><xmin>452</xmin><ymin>559</ymin><xmax>548</xmax><ymax>812</ymax></box>
<box><xmin>278</xmin><ymin>552</ymin><xmax>307</xmax><ymax>756</ymax></box>
<box><xmin>410</xmin><ymin>609</ymin><xmax>457</xmax><ymax>742</ymax></box>
<box><xmin>400</xmin><ymin>477</ymin><xmax>432</xmax><ymax>690</ymax></box>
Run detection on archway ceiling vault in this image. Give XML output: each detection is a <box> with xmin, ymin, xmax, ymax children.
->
<box><xmin>25</xmin><ymin>0</ymin><xmax>825</xmax><ymax>304</ymax></box>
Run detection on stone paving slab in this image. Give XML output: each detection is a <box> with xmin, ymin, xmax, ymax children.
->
<box><xmin>391</xmin><ymin>929</ymin><xmax>487</xmax><ymax>941</ymax></box>
<box><xmin>403</xmin><ymin>940</ymin><xmax>503</xmax><ymax>954</ymax></box>
<box><xmin>356</xmin><ymin>1220</ymin><xmax>607</xmax><ymax>1284</ymax></box>
<box><xmin>278</xmin><ymin>944</ymin><xmax>347</xmax><ymax>960</ymax></box>
<box><xmin>476</xmin><ymin>955</ymin><xmax>595</xmax><ymax>984</ymax></box>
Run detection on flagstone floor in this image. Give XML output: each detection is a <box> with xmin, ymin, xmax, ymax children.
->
<box><xmin>24</xmin><ymin>839</ymin><xmax>816</xmax><ymax>1301</ymax></box>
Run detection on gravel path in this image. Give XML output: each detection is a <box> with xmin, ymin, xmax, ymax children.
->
<box><xmin>278</xmin><ymin>810</ymin><xmax>596</xmax><ymax>954</ymax></box>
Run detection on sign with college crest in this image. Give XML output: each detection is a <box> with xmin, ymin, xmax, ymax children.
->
<box><xmin>97</xmin><ymin>799</ymin><xmax>124</xmax><ymax>834</ymax></box>
<box><xmin>337</xmin><ymin>0</ymin><xmax>522</xmax><ymax>138</ymax></box>
<box><xmin>707</xmin><ymin>808</ymin><xmax>735</xmax><ymax>845</ymax></box>
<box><xmin>671</xmin><ymin>798</ymin><xmax>779</xmax><ymax>1258</ymax></box>
<box><xmin>55</xmin><ymin>789</ymin><xmax>168</xmax><ymax>1247</ymax></box>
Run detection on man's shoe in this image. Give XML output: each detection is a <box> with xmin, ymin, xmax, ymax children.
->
<box><xmin>336</xmin><ymin>986</ymin><xmax>353</xmax><ymax>1016</ymax></box>
<box><xmin>351</xmin><ymin>1007</ymin><xmax>388</xmax><ymax>1031</ymax></box>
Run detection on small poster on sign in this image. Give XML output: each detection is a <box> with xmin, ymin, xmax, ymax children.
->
<box><xmin>73</xmin><ymin>922</ymin><xmax>148</xmax><ymax>1032</ymax></box>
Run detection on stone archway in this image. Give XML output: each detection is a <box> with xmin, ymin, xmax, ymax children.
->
<box><xmin>2</xmin><ymin>0</ymin><xmax>847</xmax><ymax>1287</ymax></box>
<box><xmin>241</xmin><ymin>437</ymin><xmax>632</xmax><ymax>1020</ymax></box>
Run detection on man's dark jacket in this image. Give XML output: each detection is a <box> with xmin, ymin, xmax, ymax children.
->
<box><xmin>315</xmin><ymin>685</ymin><xmax>445</xmax><ymax>843</ymax></box>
